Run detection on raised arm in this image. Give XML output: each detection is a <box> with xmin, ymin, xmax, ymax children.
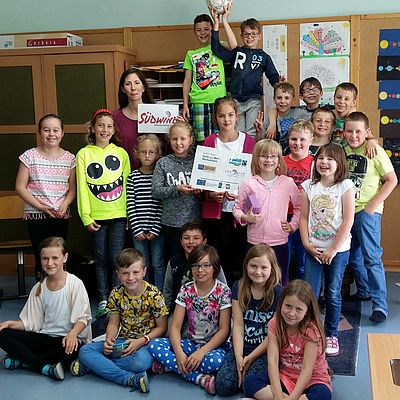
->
<box><xmin>182</xmin><ymin>69</ymin><xmax>193</xmax><ymax>121</ymax></box>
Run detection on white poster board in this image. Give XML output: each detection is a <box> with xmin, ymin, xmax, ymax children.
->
<box><xmin>138</xmin><ymin>103</ymin><xmax>179</xmax><ymax>134</ymax></box>
<box><xmin>190</xmin><ymin>146</ymin><xmax>252</xmax><ymax>194</ymax></box>
<box><xmin>263</xmin><ymin>24</ymin><xmax>287</xmax><ymax>111</ymax></box>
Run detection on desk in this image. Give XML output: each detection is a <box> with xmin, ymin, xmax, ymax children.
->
<box><xmin>368</xmin><ymin>333</ymin><xmax>400</xmax><ymax>400</ymax></box>
<box><xmin>0</xmin><ymin>191</ymin><xmax>31</xmax><ymax>298</ymax></box>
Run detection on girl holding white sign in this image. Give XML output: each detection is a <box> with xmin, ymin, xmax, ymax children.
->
<box><xmin>202</xmin><ymin>96</ymin><xmax>256</xmax><ymax>285</ymax></box>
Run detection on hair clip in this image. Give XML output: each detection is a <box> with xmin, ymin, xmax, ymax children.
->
<box><xmin>92</xmin><ymin>108</ymin><xmax>113</xmax><ymax>120</ymax></box>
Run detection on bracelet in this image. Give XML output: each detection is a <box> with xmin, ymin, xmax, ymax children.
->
<box><xmin>143</xmin><ymin>335</ymin><xmax>150</xmax><ymax>345</ymax></box>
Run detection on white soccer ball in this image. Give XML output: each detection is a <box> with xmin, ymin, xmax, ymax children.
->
<box><xmin>206</xmin><ymin>0</ymin><xmax>232</xmax><ymax>15</ymax></box>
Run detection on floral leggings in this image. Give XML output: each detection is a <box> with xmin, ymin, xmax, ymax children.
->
<box><xmin>148</xmin><ymin>337</ymin><xmax>226</xmax><ymax>383</ymax></box>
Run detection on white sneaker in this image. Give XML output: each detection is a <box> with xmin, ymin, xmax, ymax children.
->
<box><xmin>325</xmin><ymin>336</ymin><xmax>339</xmax><ymax>356</ymax></box>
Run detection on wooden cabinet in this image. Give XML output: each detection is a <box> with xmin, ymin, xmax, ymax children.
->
<box><xmin>0</xmin><ymin>45</ymin><xmax>136</xmax><ymax>134</ymax></box>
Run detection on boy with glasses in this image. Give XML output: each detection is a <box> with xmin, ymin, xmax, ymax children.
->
<box><xmin>210</xmin><ymin>5</ymin><xmax>280</xmax><ymax>138</ymax></box>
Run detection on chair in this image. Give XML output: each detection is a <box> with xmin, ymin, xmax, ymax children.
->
<box><xmin>0</xmin><ymin>191</ymin><xmax>31</xmax><ymax>299</ymax></box>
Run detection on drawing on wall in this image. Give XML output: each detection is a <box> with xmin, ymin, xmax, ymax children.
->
<box><xmin>383</xmin><ymin>138</ymin><xmax>400</xmax><ymax>180</ymax></box>
<box><xmin>380</xmin><ymin>110</ymin><xmax>400</xmax><ymax>139</ymax></box>
<box><xmin>378</xmin><ymin>80</ymin><xmax>400</xmax><ymax>110</ymax></box>
<box><xmin>263</xmin><ymin>24</ymin><xmax>287</xmax><ymax>110</ymax></box>
<box><xmin>377</xmin><ymin>56</ymin><xmax>400</xmax><ymax>81</ymax></box>
<box><xmin>300</xmin><ymin>57</ymin><xmax>349</xmax><ymax>105</ymax></box>
<box><xmin>379</xmin><ymin>29</ymin><xmax>400</xmax><ymax>56</ymax></box>
<box><xmin>263</xmin><ymin>24</ymin><xmax>287</xmax><ymax>77</ymax></box>
<box><xmin>300</xmin><ymin>21</ymin><xmax>350</xmax><ymax>57</ymax></box>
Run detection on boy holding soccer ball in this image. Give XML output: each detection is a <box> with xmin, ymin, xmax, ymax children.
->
<box><xmin>211</xmin><ymin>2</ymin><xmax>280</xmax><ymax>138</ymax></box>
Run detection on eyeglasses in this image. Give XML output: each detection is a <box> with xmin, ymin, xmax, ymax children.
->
<box><xmin>302</xmin><ymin>87</ymin><xmax>320</xmax><ymax>95</ymax></box>
<box><xmin>242</xmin><ymin>32</ymin><xmax>259</xmax><ymax>38</ymax></box>
<box><xmin>259</xmin><ymin>154</ymin><xmax>278</xmax><ymax>160</ymax></box>
<box><xmin>191</xmin><ymin>262</ymin><xmax>213</xmax><ymax>270</ymax></box>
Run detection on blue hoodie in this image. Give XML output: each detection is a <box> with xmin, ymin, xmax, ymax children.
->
<box><xmin>211</xmin><ymin>30</ymin><xmax>280</xmax><ymax>102</ymax></box>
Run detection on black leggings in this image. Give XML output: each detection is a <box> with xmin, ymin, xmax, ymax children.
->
<box><xmin>0</xmin><ymin>328</ymin><xmax>80</xmax><ymax>373</ymax></box>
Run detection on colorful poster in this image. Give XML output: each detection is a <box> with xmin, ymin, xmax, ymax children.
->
<box><xmin>263</xmin><ymin>24</ymin><xmax>287</xmax><ymax>110</ymax></box>
<box><xmin>300</xmin><ymin>56</ymin><xmax>349</xmax><ymax>105</ymax></box>
<box><xmin>189</xmin><ymin>146</ymin><xmax>252</xmax><ymax>194</ymax></box>
<box><xmin>383</xmin><ymin>138</ymin><xmax>400</xmax><ymax>181</ymax></box>
<box><xmin>300</xmin><ymin>21</ymin><xmax>350</xmax><ymax>58</ymax></box>
<box><xmin>379</xmin><ymin>29</ymin><xmax>400</xmax><ymax>56</ymax></box>
<box><xmin>380</xmin><ymin>110</ymin><xmax>400</xmax><ymax>138</ymax></box>
<box><xmin>378</xmin><ymin>81</ymin><xmax>400</xmax><ymax>110</ymax></box>
<box><xmin>377</xmin><ymin>56</ymin><xmax>400</xmax><ymax>81</ymax></box>
<box><xmin>263</xmin><ymin>24</ymin><xmax>287</xmax><ymax>77</ymax></box>
<box><xmin>138</xmin><ymin>104</ymin><xmax>179</xmax><ymax>133</ymax></box>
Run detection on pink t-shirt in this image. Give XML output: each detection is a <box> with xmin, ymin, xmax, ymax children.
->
<box><xmin>268</xmin><ymin>317</ymin><xmax>332</xmax><ymax>393</ymax></box>
<box><xmin>19</xmin><ymin>148</ymin><xmax>75</xmax><ymax>219</ymax></box>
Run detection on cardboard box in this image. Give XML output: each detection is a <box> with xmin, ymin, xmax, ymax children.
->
<box><xmin>0</xmin><ymin>35</ymin><xmax>15</xmax><ymax>49</ymax></box>
<box><xmin>0</xmin><ymin>33</ymin><xmax>83</xmax><ymax>49</ymax></box>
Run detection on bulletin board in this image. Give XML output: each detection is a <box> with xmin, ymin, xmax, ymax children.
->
<box><xmin>358</xmin><ymin>14</ymin><xmax>400</xmax><ymax>268</ymax></box>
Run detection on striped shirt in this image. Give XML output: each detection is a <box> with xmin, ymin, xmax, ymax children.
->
<box><xmin>19</xmin><ymin>148</ymin><xmax>76</xmax><ymax>219</ymax></box>
<box><xmin>126</xmin><ymin>169</ymin><xmax>162</xmax><ymax>237</ymax></box>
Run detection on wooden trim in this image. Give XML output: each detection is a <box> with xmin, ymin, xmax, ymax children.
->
<box><xmin>0</xmin><ymin>45</ymin><xmax>136</xmax><ymax>57</ymax></box>
<box><xmin>122</xmin><ymin>27</ymin><xmax>133</xmax><ymax>48</ymax></box>
<box><xmin>350</xmin><ymin>15</ymin><xmax>361</xmax><ymax>97</ymax></box>
<box><xmin>361</xmin><ymin>13</ymin><xmax>400</xmax><ymax>20</ymax></box>
<box><xmin>384</xmin><ymin>260</ymin><xmax>400</xmax><ymax>272</ymax></box>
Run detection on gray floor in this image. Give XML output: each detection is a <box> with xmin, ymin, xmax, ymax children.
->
<box><xmin>0</xmin><ymin>272</ymin><xmax>399</xmax><ymax>400</ymax></box>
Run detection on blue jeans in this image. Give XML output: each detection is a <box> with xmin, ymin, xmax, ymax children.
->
<box><xmin>305</xmin><ymin>250</ymin><xmax>349</xmax><ymax>337</ymax></box>
<box><xmin>348</xmin><ymin>210</ymin><xmax>388</xmax><ymax>315</ymax></box>
<box><xmin>288</xmin><ymin>228</ymin><xmax>306</xmax><ymax>280</ymax></box>
<box><xmin>93</xmin><ymin>219</ymin><xmax>126</xmax><ymax>300</ymax></box>
<box><xmin>78</xmin><ymin>339</ymin><xmax>154</xmax><ymax>385</ymax></box>
<box><xmin>133</xmin><ymin>234</ymin><xmax>165</xmax><ymax>291</ymax></box>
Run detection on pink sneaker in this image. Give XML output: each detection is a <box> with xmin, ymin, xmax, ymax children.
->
<box><xmin>325</xmin><ymin>336</ymin><xmax>339</xmax><ymax>356</ymax></box>
<box><xmin>151</xmin><ymin>360</ymin><xmax>165</xmax><ymax>374</ymax></box>
<box><xmin>198</xmin><ymin>374</ymin><xmax>216</xmax><ymax>395</ymax></box>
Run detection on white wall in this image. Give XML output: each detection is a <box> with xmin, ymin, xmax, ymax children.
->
<box><xmin>1</xmin><ymin>0</ymin><xmax>399</xmax><ymax>34</ymax></box>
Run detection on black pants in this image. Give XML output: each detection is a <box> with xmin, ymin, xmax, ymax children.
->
<box><xmin>0</xmin><ymin>328</ymin><xmax>80</xmax><ymax>373</ymax></box>
<box><xmin>204</xmin><ymin>212</ymin><xmax>247</xmax><ymax>287</ymax></box>
<box><xmin>26</xmin><ymin>218</ymin><xmax>69</xmax><ymax>281</ymax></box>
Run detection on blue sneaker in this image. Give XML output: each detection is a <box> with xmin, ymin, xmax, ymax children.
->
<box><xmin>95</xmin><ymin>300</ymin><xmax>109</xmax><ymax>319</ymax></box>
<box><xmin>127</xmin><ymin>371</ymin><xmax>149</xmax><ymax>393</ymax></box>
<box><xmin>42</xmin><ymin>362</ymin><xmax>64</xmax><ymax>381</ymax></box>
<box><xmin>2</xmin><ymin>354</ymin><xmax>24</xmax><ymax>370</ymax></box>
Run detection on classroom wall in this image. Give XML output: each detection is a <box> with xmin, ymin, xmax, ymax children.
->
<box><xmin>1</xmin><ymin>0</ymin><xmax>400</xmax><ymax>34</ymax></box>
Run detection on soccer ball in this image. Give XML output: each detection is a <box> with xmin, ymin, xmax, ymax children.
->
<box><xmin>206</xmin><ymin>0</ymin><xmax>233</xmax><ymax>15</ymax></box>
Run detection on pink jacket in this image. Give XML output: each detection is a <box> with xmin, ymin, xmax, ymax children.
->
<box><xmin>202</xmin><ymin>132</ymin><xmax>256</xmax><ymax>219</ymax></box>
<box><xmin>232</xmin><ymin>174</ymin><xmax>301</xmax><ymax>246</ymax></box>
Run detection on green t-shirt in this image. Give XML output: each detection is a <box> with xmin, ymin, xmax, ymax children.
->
<box><xmin>344</xmin><ymin>143</ymin><xmax>394</xmax><ymax>213</ymax></box>
<box><xmin>184</xmin><ymin>44</ymin><xmax>226</xmax><ymax>104</ymax></box>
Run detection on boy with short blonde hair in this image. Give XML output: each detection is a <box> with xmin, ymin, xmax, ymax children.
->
<box><xmin>343</xmin><ymin>112</ymin><xmax>397</xmax><ymax>323</ymax></box>
<box><xmin>255</xmin><ymin>83</ymin><xmax>309</xmax><ymax>153</ymax></box>
<box><xmin>283</xmin><ymin>120</ymin><xmax>315</xmax><ymax>279</ymax></box>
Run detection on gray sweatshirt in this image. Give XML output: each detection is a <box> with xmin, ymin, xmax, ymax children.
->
<box><xmin>152</xmin><ymin>154</ymin><xmax>201</xmax><ymax>227</ymax></box>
